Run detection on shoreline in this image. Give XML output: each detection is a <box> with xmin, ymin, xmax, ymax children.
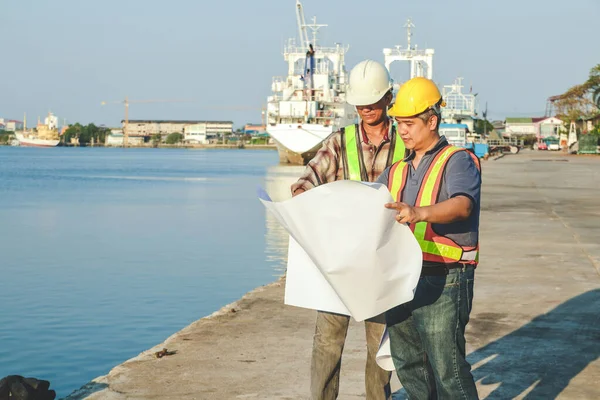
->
<box><xmin>2</xmin><ymin>143</ymin><xmax>278</xmax><ymax>150</ymax></box>
<box><xmin>63</xmin><ymin>277</ymin><xmax>288</xmax><ymax>400</ymax></box>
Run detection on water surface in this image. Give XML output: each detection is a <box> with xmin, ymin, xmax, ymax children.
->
<box><xmin>0</xmin><ymin>147</ymin><xmax>302</xmax><ymax>398</ymax></box>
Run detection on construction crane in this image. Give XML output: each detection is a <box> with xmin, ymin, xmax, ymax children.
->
<box><xmin>200</xmin><ymin>105</ymin><xmax>267</xmax><ymax>129</ymax></box>
<box><xmin>100</xmin><ymin>97</ymin><xmax>193</xmax><ymax>147</ymax></box>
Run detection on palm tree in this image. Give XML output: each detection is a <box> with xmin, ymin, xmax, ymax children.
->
<box><xmin>593</xmin><ymin>87</ymin><xmax>600</xmax><ymax>109</ymax></box>
<box><xmin>587</xmin><ymin>64</ymin><xmax>600</xmax><ymax>110</ymax></box>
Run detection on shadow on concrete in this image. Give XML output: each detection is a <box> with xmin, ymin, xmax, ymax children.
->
<box><xmin>392</xmin><ymin>289</ymin><xmax>600</xmax><ymax>399</ymax></box>
<box><xmin>469</xmin><ymin>289</ymin><xmax>600</xmax><ymax>399</ymax></box>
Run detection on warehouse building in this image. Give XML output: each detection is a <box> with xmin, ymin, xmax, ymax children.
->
<box><xmin>122</xmin><ymin>120</ymin><xmax>233</xmax><ymax>137</ymax></box>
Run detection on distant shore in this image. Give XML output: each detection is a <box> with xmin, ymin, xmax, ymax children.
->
<box><xmin>3</xmin><ymin>143</ymin><xmax>278</xmax><ymax>150</ymax></box>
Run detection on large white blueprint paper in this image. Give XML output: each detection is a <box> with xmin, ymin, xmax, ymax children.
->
<box><xmin>376</xmin><ymin>328</ymin><xmax>395</xmax><ymax>371</ymax></box>
<box><xmin>258</xmin><ymin>180</ymin><xmax>422</xmax><ymax>322</ymax></box>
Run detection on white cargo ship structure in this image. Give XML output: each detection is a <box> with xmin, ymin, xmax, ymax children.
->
<box><xmin>266</xmin><ymin>0</ymin><xmax>357</xmax><ymax>164</ymax></box>
<box><xmin>15</xmin><ymin>112</ymin><xmax>61</xmax><ymax>147</ymax></box>
<box><xmin>382</xmin><ymin>20</ymin><xmax>484</xmax><ymax>155</ymax></box>
<box><xmin>267</xmin><ymin>11</ymin><xmax>485</xmax><ymax>164</ymax></box>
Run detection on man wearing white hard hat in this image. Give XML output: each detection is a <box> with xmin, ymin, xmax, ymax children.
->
<box><xmin>291</xmin><ymin>60</ymin><xmax>405</xmax><ymax>400</ymax></box>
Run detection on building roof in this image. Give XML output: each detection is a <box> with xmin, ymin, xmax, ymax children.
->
<box><xmin>505</xmin><ymin>117</ymin><xmax>533</xmax><ymax>123</ymax></box>
<box><xmin>122</xmin><ymin>120</ymin><xmax>233</xmax><ymax>124</ymax></box>
<box><xmin>440</xmin><ymin>123</ymin><xmax>469</xmax><ymax>129</ymax></box>
<box><xmin>538</xmin><ymin>116</ymin><xmax>564</xmax><ymax>124</ymax></box>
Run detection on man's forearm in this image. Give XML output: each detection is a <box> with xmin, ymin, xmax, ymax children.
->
<box><xmin>418</xmin><ymin>196</ymin><xmax>473</xmax><ymax>224</ymax></box>
<box><xmin>290</xmin><ymin>175</ymin><xmax>317</xmax><ymax>195</ymax></box>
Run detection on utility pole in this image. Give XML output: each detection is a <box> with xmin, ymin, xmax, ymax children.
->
<box><xmin>101</xmin><ymin>97</ymin><xmax>193</xmax><ymax>148</ymax></box>
<box><xmin>483</xmin><ymin>102</ymin><xmax>488</xmax><ymax>138</ymax></box>
<box><xmin>124</xmin><ymin>96</ymin><xmax>129</xmax><ymax>147</ymax></box>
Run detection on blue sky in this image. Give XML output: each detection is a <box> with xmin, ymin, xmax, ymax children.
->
<box><xmin>1</xmin><ymin>0</ymin><xmax>598</xmax><ymax>128</ymax></box>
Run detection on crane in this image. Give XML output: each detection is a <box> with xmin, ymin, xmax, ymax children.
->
<box><xmin>296</xmin><ymin>1</ymin><xmax>327</xmax><ymax>50</ymax></box>
<box><xmin>100</xmin><ymin>97</ymin><xmax>193</xmax><ymax>147</ymax></box>
<box><xmin>201</xmin><ymin>105</ymin><xmax>267</xmax><ymax>126</ymax></box>
<box><xmin>295</xmin><ymin>0</ymin><xmax>309</xmax><ymax>50</ymax></box>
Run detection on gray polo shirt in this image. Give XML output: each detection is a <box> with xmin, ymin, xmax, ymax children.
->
<box><xmin>376</xmin><ymin>137</ymin><xmax>481</xmax><ymax>266</ymax></box>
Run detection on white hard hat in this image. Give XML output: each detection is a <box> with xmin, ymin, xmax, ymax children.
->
<box><xmin>346</xmin><ymin>60</ymin><xmax>393</xmax><ymax>106</ymax></box>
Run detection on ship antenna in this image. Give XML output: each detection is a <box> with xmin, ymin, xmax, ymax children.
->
<box><xmin>404</xmin><ymin>18</ymin><xmax>415</xmax><ymax>50</ymax></box>
<box><xmin>304</xmin><ymin>16</ymin><xmax>327</xmax><ymax>50</ymax></box>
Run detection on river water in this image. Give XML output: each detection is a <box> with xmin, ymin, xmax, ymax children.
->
<box><xmin>0</xmin><ymin>147</ymin><xmax>304</xmax><ymax>398</ymax></box>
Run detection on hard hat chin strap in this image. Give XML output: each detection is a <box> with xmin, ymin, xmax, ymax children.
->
<box><xmin>430</xmin><ymin>98</ymin><xmax>444</xmax><ymax>115</ymax></box>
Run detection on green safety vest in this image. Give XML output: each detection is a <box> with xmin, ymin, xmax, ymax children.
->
<box><xmin>341</xmin><ymin>123</ymin><xmax>405</xmax><ymax>181</ymax></box>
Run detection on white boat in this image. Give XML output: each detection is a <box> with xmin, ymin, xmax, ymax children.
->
<box><xmin>15</xmin><ymin>112</ymin><xmax>61</xmax><ymax>147</ymax></box>
<box><xmin>14</xmin><ymin>132</ymin><xmax>60</xmax><ymax>147</ymax></box>
<box><xmin>266</xmin><ymin>1</ymin><xmax>357</xmax><ymax>164</ymax></box>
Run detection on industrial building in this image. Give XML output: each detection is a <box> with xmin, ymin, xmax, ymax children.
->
<box><xmin>243</xmin><ymin>124</ymin><xmax>266</xmax><ymax>135</ymax></box>
<box><xmin>183</xmin><ymin>124</ymin><xmax>209</xmax><ymax>144</ymax></box>
<box><xmin>105</xmin><ymin>130</ymin><xmax>144</xmax><ymax>147</ymax></box>
<box><xmin>122</xmin><ymin>120</ymin><xmax>233</xmax><ymax>137</ymax></box>
<box><xmin>4</xmin><ymin>120</ymin><xmax>24</xmax><ymax>131</ymax></box>
<box><xmin>504</xmin><ymin>117</ymin><xmax>564</xmax><ymax>138</ymax></box>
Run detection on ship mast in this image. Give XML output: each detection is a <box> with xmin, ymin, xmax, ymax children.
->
<box><xmin>304</xmin><ymin>16</ymin><xmax>327</xmax><ymax>50</ymax></box>
<box><xmin>404</xmin><ymin>18</ymin><xmax>415</xmax><ymax>50</ymax></box>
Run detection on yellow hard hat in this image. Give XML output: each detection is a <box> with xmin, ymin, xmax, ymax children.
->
<box><xmin>388</xmin><ymin>77</ymin><xmax>444</xmax><ymax>117</ymax></box>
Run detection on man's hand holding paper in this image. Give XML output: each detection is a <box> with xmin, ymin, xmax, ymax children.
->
<box><xmin>258</xmin><ymin>180</ymin><xmax>422</xmax><ymax>322</ymax></box>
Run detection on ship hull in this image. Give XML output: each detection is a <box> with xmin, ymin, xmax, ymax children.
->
<box><xmin>267</xmin><ymin>123</ymin><xmax>336</xmax><ymax>165</ymax></box>
<box><xmin>272</xmin><ymin>139</ymin><xmax>321</xmax><ymax>164</ymax></box>
<box><xmin>18</xmin><ymin>141</ymin><xmax>60</xmax><ymax>147</ymax></box>
<box><xmin>15</xmin><ymin>133</ymin><xmax>60</xmax><ymax>147</ymax></box>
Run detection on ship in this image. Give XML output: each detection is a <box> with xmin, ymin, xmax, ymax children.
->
<box><xmin>267</xmin><ymin>10</ymin><xmax>485</xmax><ymax>164</ymax></box>
<box><xmin>382</xmin><ymin>20</ymin><xmax>488</xmax><ymax>157</ymax></box>
<box><xmin>266</xmin><ymin>0</ymin><xmax>357</xmax><ymax>164</ymax></box>
<box><xmin>15</xmin><ymin>112</ymin><xmax>61</xmax><ymax>147</ymax></box>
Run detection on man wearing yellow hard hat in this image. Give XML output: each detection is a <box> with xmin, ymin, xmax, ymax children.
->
<box><xmin>292</xmin><ymin>59</ymin><xmax>406</xmax><ymax>400</ymax></box>
<box><xmin>377</xmin><ymin>77</ymin><xmax>481</xmax><ymax>399</ymax></box>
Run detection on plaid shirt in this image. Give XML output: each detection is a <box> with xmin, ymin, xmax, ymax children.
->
<box><xmin>291</xmin><ymin>120</ymin><xmax>399</xmax><ymax>194</ymax></box>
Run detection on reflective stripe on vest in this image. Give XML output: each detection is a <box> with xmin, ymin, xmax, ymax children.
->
<box><xmin>343</xmin><ymin>123</ymin><xmax>405</xmax><ymax>181</ymax></box>
<box><xmin>388</xmin><ymin>145</ymin><xmax>481</xmax><ymax>264</ymax></box>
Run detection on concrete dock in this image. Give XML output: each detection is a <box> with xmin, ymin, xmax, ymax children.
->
<box><xmin>65</xmin><ymin>150</ymin><xmax>600</xmax><ymax>400</ymax></box>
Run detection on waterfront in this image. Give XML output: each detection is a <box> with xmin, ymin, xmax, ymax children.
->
<box><xmin>0</xmin><ymin>147</ymin><xmax>301</xmax><ymax>398</ymax></box>
<box><xmin>63</xmin><ymin>150</ymin><xmax>600</xmax><ymax>399</ymax></box>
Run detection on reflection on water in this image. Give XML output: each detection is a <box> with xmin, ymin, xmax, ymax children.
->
<box><xmin>263</xmin><ymin>164</ymin><xmax>306</xmax><ymax>276</ymax></box>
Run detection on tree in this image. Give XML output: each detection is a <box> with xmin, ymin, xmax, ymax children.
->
<box><xmin>553</xmin><ymin>64</ymin><xmax>600</xmax><ymax>123</ymax></box>
<box><xmin>0</xmin><ymin>131</ymin><xmax>13</xmax><ymax>144</ymax></box>
<box><xmin>589</xmin><ymin>64</ymin><xmax>600</xmax><ymax>109</ymax></box>
<box><xmin>473</xmin><ymin>119</ymin><xmax>493</xmax><ymax>135</ymax></box>
<box><xmin>63</xmin><ymin>123</ymin><xmax>83</xmax><ymax>144</ymax></box>
<box><xmin>165</xmin><ymin>132</ymin><xmax>183</xmax><ymax>144</ymax></box>
<box><xmin>151</xmin><ymin>133</ymin><xmax>161</xmax><ymax>147</ymax></box>
<box><xmin>62</xmin><ymin>123</ymin><xmax>108</xmax><ymax>145</ymax></box>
